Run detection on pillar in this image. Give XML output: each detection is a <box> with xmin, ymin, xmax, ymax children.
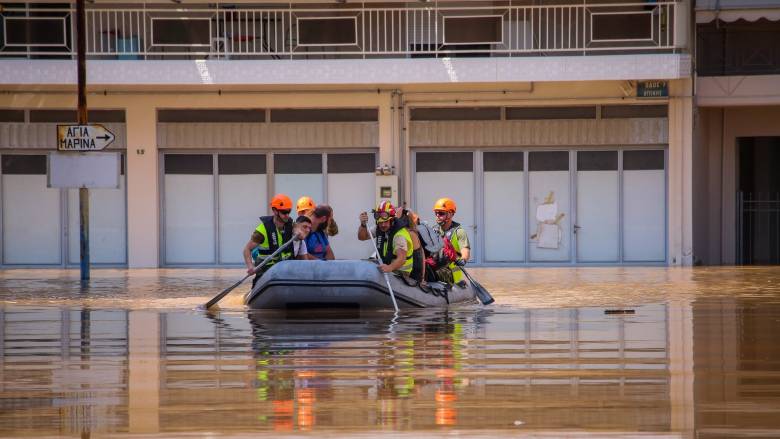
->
<box><xmin>125</xmin><ymin>101</ymin><xmax>159</xmax><ymax>267</ymax></box>
<box><xmin>128</xmin><ymin>310</ymin><xmax>160</xmax><ymax>433</ymax></box>
<box><xmin>668</xmin><ymin>79</ymin><xmax>694</xmax><ymax>266</ymax></box>
<box><xmin>668</xmin><ymin>299</ymin><xmax>695</xmax><ymax>437</ymax></box>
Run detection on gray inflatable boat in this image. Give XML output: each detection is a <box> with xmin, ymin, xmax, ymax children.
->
<box><xmin>244</xmin><ymin>260</ymin><xmax>478</xmax><ymax>310</ymax></box>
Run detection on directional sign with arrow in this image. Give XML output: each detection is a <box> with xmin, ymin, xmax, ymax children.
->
<box><xmin>57</xmin><ymin>124</ymin><xmax>116</xmax><ymax>151</ymax></box>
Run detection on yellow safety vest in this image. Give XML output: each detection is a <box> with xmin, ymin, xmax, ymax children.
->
<box><xmin>377</xmin><ymin>226</ymin><xmax>414</xmax><ymax>275</ymax></box>
<box><xmin>442</xmin><ymin>222</ymin><xmax>465</xmax><ymax>283</ymax></box>
<box><xmin>253</xmin><ymin>216</ymin><xmax>293</xmax><ymax>269</ymax></box>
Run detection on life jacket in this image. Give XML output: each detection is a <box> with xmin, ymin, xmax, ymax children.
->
<box><xmin>252</xmin><ymin>215</ymin><xmax>293</xmax><ymax>269</ymax></box>
<box><xmin>375</xmin><ymin>223</ymin><xmax>414</xmax><ymax>275</ymax></box>
<box><xmin>437</xmin><ymin>221</ymin><xmax>465</xmax><ymax>284</ymax></box>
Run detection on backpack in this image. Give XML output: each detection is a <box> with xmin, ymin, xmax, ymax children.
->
<box><xmin>417</xmin><ymin>221</ymin><xmax>444</xmax><ymax>255</ymax></box>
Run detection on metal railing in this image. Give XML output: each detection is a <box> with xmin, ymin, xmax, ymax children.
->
<box><xmin>737</xmin><ymin>192</ymin><xmax>780</xmax><ymax>265</ymax></box>
<box><xmin>0</xmin><ymin>2</ymin><xmax>679</xmax><ymax>59</ymax></box>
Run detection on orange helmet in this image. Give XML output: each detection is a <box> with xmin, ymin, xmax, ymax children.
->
<box><xmin>433</xmin><ymin>197</ymin><xmax>457</xmax><ymax>213</ymax></box>
<box><xmin>373</xmin><ymin>200</ymin><xmax>396</xmax><ymax>223</ymax></box>
<box><xmin>296</xmin><ymin>196</ymin><xmax>316</xmax><ymax>213</ymax></box>
<box><xmin>270</xmin><ymin>194</ymin><xmax>293</xmax><ymax>211</ymax></box>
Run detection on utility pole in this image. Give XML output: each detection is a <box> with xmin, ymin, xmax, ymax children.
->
<box><xmin>76</xmin><ymin>0</ymin><xmax>90</xmax><ymax>281</ymax></box>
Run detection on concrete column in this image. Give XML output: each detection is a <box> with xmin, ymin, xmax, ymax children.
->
<box><xmin>128</xmin><ymin>310</ymin><xmax>160</xmax><ymax>434</ymax></box>
<box><xmin>377</xmin><ymin>91</ymin><xmax>395</xmax><ymax>169</ymax></box>
<box><xmin>125</xmin><ymin>101</ymin><xmax>159</xmax><ymax>268</ymax></box>
<box><xmin>668</xmin><ymin>79</ymin><xmax>694</xmax><ymax>266</ymax></box>
<box><xmin>376</xmin><ymin>91</ymin><xmax>399</xmax><ymax>205</ymax></box>
<box><xmin>668</xmin><ymin>299</ymin><xmax>694</xmax><ymax>438</ymax></box>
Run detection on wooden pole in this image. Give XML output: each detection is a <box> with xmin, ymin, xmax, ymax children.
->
<box><xmin>77</xmin><ymin>0</ymin><xmax>90</xmax><ymax>281</ymax></box>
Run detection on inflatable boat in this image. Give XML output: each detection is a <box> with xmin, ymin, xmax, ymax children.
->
<box><xmin>244</xmin><ymin>259</ymin><xmax>478</xmax><ymax>310</ymax></box>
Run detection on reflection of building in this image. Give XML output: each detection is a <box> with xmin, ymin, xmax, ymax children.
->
<box><xmin>0</xmin><ymin>0</ymin><xmax>693</xmax><ymax>268</ymax></box>
<box><xmin>0</xmin><ymin>303</ymin><xmax>697</xmax><ymax>435</ymax></box>
<box><xmin>694</xmin><ymin>1</ymin><xmax>780</xmax><ymax>265</ymax></box>
<box><xmin>692</xmin><ymin>298</ymin><xmax>780</xmax><ymax>436</ymax></box>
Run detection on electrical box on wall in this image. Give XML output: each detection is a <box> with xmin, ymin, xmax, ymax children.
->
<box><xmin>376</xmin><ymin>175</ymin><xmax>398</xmax><ymax>206</ymax></box>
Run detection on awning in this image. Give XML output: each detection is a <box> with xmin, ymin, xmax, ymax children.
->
<box><xmin>696</xmin><ymin>0</ymin><xmax>780</xmax><ymax>23</ymax></box>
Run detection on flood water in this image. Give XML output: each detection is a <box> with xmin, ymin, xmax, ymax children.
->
<box><xmin>1</xmin><ymin>267</ymin><xmax>780</xmax><ymax>438</ymax></box>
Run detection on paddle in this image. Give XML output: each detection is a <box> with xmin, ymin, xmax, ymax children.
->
<box><xmin>204</xmin><ymin>237</ymin><xmax>297</xmax><ymax>309</ymax></box>
<box><xmin>458</xmin><ymin>266</ymin><xmax>495</xmax><ymax>305</ymax></box>
<box><xmin>365</xmin><ymin>221</ymin><xmax>400</xmax><ymax>313</ymax></box>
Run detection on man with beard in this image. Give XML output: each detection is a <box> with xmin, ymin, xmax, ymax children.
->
<box><xmin>243</xmin><ymin>193</ymin><xmax>298</xmax><ymax>287</ymax></box>
<box><xmin>358</xmin><ymin>200</ymin><xmax>419</xmax><ymax>280</ymax></box>
<box><xmin>432</xmin><ymin>197</ymin><xmax>470</xmax><ymax>287</ymax></box>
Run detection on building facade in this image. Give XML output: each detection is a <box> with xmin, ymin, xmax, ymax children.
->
<box><xmin>693</xmin><ymin>0</ymin><xmax>780</xmax><ymax>265</ymax></box>
<box><xmin>0</xmin><ymin>0</ymin><xmax>695</xmax><ymax>268</ymax></box>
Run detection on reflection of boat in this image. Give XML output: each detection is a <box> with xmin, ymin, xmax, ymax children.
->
<box><xmin>244</xmin><ymin>260</ymin><xmax>478</xmax><ymax>310</ymax></box>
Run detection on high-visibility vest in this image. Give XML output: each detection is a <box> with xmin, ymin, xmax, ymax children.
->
<box><xmin>375</xmin><ymin>225</ymin><xmax>414</xmax><ymax>275</ymax></box>
<box><xmin>441</xmin><ymin>221</ymin><xmax>465</xmax><ymax>283</ymax></box>
<box><xmin>252</xmin><ymin>216</ymin><xmax>293</xmax><ymax>269</ymax></box>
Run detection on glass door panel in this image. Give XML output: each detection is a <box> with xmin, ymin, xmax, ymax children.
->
<box><xmin>576</xmin><ymin>151</ymin><xmax>619</xmax><ymax>262</ymax></box>
<box><xmin>1</xmin><ymin>155</ymin><xmax>61</xmax><ymax>264</ymax></box>
<box><xmin>414</xmin><ymin>151</ymin><xmax>475</xmax><ymax>259</ymax></box>
<box><xmin>528</xmin><ymin>151</ymin><xmax>571</xmax><ymax>262</ymax></box>
<box><xmin>483</xmin><ymin>151</ymin><xmax>525</xmax><ymax>262</ymax></box>
<box><xmin>623</xmin><ymin>150</ymin><xmax>666</xmax><ymax>262</ymax></box>
<box><xmin>326</xmin><ymin>153</ymin><xmax>376</xmax><ymax>260</ymax></box>
<box><xmin>164</xmin><ymin>154</ymin><xmax>215</xmax><ymax>264</ymax></box>
<box><xmin>218</xmin><ymin>154</ymin><xmax>266</xmax><ymax>264</ymax></box>
<box><xmin>273</xmin><ymin>154</ymin><xmax>323</xmax><ymax>210</ymax></box>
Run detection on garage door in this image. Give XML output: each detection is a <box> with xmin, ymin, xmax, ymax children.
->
<box><xmin>414</xmin><ymin>151</ymin><xmax>475</xmax><ymax>257</ymax></box>
<box><xmin>163</xmin><ymin>154</ymin><xmax>216</xmax><ymax>264</ymax></box>
<box><xmin>2</xmin><ymin>154</ymin><xmax>61</xmax><ymax>265</ymax></box>
<box><xmin>326</xmin><ymin>153</ymin><xmax>376</xmax><ymax>260</ymax></box>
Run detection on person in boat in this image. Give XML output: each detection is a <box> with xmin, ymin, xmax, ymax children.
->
<box><xmin>297</xmin><ymin>195</ymin><xmax>339</xmax><ymax>237</ymax></box>
<box><xmin>290</xmin><ymin>215</ymin><xmax>313</xmax><ymax>259</ymax></box>
<box><xmin>432</xmin><ymin>197</ymin><xmax>470</xmax><ymax>287</ymax></box>
<box><xmin>393</xmin><ymin>205</ymin><xmax>426</xmax><ymax>283</ymax></box>
<box><xmin>243</xmin><ymin>194</ymin><xmax>303</xmax><ymax>287</ymax></box>
<box><xmin>296</xmin><ymin>196</ymin><xmax>316</xmax><ymax>217</ymax></box>
<box><xmin>304</xmin><ymin>204</ymin><xmax>335</xmax><ymax>261</ymax></box>
<box><xmin>357</xmin><ymin>200</ymin><xmax>423</xmax><ymax>282</ymax></box>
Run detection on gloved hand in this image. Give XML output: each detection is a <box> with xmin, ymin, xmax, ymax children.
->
<box><xmin>454</xmin><ymin>258</ymin><xmax>467</xmax><ymax>267</ymax></box>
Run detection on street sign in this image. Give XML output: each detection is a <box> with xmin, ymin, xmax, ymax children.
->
<box><xmin>57</xmin><ymin>124</ymin><xmax>115</xmax><ymax>151</ymax></box>
<box><xmin>637</xmin><ymin>81</ymin><xmax>668</xmax><ymax>98</ymax></box>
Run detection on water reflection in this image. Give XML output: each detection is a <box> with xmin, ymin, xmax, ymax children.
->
<box><xmin>0</xmin><ymin>305</ymin><xmax>674</xmax><ymax>435</ymax></box>
<box><xmin>1</xmin><ymin>267</ymin><xmax>780</xmax><ymax>437</ymax></box>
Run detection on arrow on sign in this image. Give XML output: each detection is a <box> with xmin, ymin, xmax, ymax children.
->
<box><xmin>57</xmin><ymin>124</ymin><xmax>116</xmax><ymax>151</ymax></box>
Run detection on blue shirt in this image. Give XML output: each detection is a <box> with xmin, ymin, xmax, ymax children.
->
<box><xmin>305</xmin><ymin>230</ymin><xmax>330</xmax><ymax>260</ymax></box>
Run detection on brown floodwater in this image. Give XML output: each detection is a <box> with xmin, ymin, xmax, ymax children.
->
<box><xmin>1</xmin><ymin>266</ymin><xmax>780</xmax><ymax>438</ymax></box>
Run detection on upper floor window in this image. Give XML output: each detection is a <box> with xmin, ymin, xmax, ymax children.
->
<box><xmin>697</xmin><ymin>20</ymin><xmax>780</xmax><ymax>76</ymax></box>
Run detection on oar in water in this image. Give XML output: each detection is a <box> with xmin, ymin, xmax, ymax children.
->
<box><xmin>458</xmin><ymin>266</ymin><xmax>495</xmax><ymax>305</ymax></box>
<box><xmin>204</xmin><ymin>238</ymin><xmax>297</xmax><ymax>309</ymax></box>
<box><xmin>365</xmin><ymin>222</ymin><xmax>400</xmax><ymax>313</ymax></box>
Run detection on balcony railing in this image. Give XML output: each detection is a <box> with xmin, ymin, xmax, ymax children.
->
<box><xmin>0</xmin><ymin>2</ymin><xmax>679</xmax><ymax>60</ymax></box>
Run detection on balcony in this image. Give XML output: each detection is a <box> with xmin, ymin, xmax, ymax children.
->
<box><xmin>1</xmin><ymin>1</ymin><xmax>681</xmax><ymax>60</ymax></box>
<box><xmin>0</xmin><ymin>1</ymin><xmax>689</xmax><ymax>87</ymax></box>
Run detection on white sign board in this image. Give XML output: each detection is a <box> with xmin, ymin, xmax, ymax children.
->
<box><xmin>57</xmin><ymin>124</ymin><xmax>115</xmax><ymax>151</ymax></box>
<box><xmin>48</xmin><ymin>152</ymin><xmax>120</xmax><ymax>189</ymax></box>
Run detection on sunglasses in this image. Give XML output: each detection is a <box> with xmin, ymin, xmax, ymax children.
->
<box><xmin>434</xmin><ymin>210</ymin><xmax>449</xmax><ymax>217</ymax></box>
<box><xmin>276</xmin><ymin>209</ymin><xmax>291</xmax><ymax>215</ymax></box>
